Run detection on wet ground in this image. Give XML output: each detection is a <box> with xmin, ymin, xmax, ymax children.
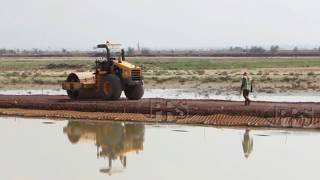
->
<box><xmin>1</xmin><ymin>117</ymin><xmax>320</xmax><ymax>180</ymax></box>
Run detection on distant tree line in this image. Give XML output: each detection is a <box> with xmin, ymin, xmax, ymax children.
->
<box><xmin>1</xmin><ymin>45</ymin><xmax>320</xmax><ymax>57</ymax></box>
<box><xmin>124</xmin><ymin>45</ymin><xmax>320</xmax><ymax>57</ymax></box>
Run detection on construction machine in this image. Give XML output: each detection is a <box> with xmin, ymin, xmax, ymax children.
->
<box><xmin>62</xmin><ymin>41</ymin><xmax>144</xmax><ymax>100</ymax></box>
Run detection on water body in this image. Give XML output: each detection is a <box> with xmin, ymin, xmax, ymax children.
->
<box><xmin>0</xmin><ymin>117</ymin><xmax>319</xmax><ymax>180</ymax></box>
<box><xmin>0</xmin><ymin>88</ymin><xmax>320</xmax><ymax>102</ymax></box>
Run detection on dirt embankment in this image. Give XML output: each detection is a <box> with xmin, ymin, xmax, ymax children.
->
<box><xmin>0</xmin><ymin>95</ymin><xmax>319</xmax><ymax>129</ymax></box>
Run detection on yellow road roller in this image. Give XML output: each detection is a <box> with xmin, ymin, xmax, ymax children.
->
<box><xmin>62</xmin><ymin>41</ymin><xmax>144</xmax><ymax>100</ymax></box>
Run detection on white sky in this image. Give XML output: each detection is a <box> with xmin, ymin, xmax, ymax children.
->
<box><xmin>0</xmin><ymin>0</ymin><xmax>319</xmax><ymax>50</ymax></box>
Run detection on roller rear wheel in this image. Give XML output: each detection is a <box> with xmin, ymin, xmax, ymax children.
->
<box><xmin>99</xmin><ymin>74</ymin><xmax>122</xmax><ymax>100</ymax></box>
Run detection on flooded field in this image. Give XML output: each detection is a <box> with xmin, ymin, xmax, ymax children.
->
<box><xmin>1</xmin><ymin>88</ymin><xmax>320</xmax><ymax>102</ymax></box>
<box><xmin>1</xmin><ymin>117</ymin><xmax>320</xmax><ymax>180</ymax></box>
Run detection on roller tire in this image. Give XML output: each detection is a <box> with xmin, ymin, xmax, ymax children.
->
<box><xmin>65</xmin><ymin>122</ymin><xmax>81</xmax><ymax>144</ymax></box>
<box><xmin>66</xmin><ymin>73</ymin><xmax>80</xmax><ymax>99</ymax></box>
<box><xmin>124</xmin><ymin>84</ymin><xmax>144</xmax><ymax>100</ymax></box>
<box><xmin>99</xmin><ymin>74</ymin><xmax>122</xmax><ymax>100</ymax></box>
<box><xmin>67</xmin><ymin>90</ymin><xmax>80</xmax><ymax>99</ymax></box>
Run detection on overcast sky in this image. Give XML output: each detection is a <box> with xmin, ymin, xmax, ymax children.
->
<box><xmin>0</xmin><ymin>0</ymin><xmax>319</xmax><ymax>50</ymax></box>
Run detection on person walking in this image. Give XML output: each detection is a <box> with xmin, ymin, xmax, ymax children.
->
<box><xmin>241</xmin><ymin>71</ymin><xmax>253</xmax><ymax>106</ymax></box>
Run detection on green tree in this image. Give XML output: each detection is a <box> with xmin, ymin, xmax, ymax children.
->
<box><xmin>127</xmin><ymin>47</ymin><xmax>135</xmax><ymax>56</ymax></box>
<box><xmin>62</xmin><ymin>48</ymin><xmax>68</xmax><ymax>54</ymax></box>
<box><xmin>249</xmin><ymin>46</ymin><xmax>266</xmax><ymax>54</ymax></box>
<box><xmin>141</xmin><ymin>48</ymin><xmax>151</xmax><ymax>55</ymax></box>
<box><xmin>270</xmin><ymin>45</ymin><xmax>280</xmax><ymax>53</ymax></box>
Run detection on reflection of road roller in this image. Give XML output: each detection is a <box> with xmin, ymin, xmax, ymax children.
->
<box><xmin>62</xmin><ymin>41</ymin><xmax>144</xmax><ymax>100</ymax></box>
<box><xmin>63</xmin><ymin>121</ymin><xmax>145</xmax><ymax>175</ymax></box>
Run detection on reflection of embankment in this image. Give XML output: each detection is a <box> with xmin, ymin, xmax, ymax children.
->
<box><xmin>63</xmin><ymin>121</ymin><xmax>145</xmax><ymax>175</ymax></box>
<box><xmin>1</xmin><ymin>95</ymin><xmax>320</xmax><ymax>129</ymax></box>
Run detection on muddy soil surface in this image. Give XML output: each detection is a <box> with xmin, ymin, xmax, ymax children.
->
<box><xmin>0</xmin><ymin>95</ymin><xmax>319</xmax><ymax>117</ymax></box>
<box><xmin>0</xmin><ymin>95</ymin><xmax>319</xmax><ymax>129</ymax></box>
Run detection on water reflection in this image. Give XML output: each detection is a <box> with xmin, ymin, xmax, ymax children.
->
<box><xmin>242</xmin><ymin>129</ymin><xmax>253</xmax><ymax>158</ymax></box>
<box><xmin>63</xmin><ymin>121</ymin><xmax>145</xmax><ymax>175</ymax></box>
<box><xmin>62</xmin><ymin>120</ymin><xmax>256</xmax><ymax>175</ymax></box>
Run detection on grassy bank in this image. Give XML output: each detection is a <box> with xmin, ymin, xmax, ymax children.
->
<box><xmin>0</xmin><ymin>57</ymin><xmax>320</xmax><ymax>92</ymax></box>
<box><xmin>132</xmin><ymin>57</ymin><xmax>320</xmax><ymax>70</ymax></box>
<box><xmin>2</xmin><ymin>57</ymin><xmax>320</xmax><ymax>71</ymax></box>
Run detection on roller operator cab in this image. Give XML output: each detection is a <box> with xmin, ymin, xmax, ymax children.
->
<box><xmin>62</xmin><ymin>41</ymin><xmax>144</xmax><ymax>100</ymax></box>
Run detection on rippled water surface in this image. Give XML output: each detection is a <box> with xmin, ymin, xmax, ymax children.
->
<box><xmin>1</xmin><ymin>117</ymin><xmax>320</xmax><ymax>180</ymax></box>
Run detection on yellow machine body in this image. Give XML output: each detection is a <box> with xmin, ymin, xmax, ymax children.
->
<box><xmin>62</xmin><ymin>43</ymin><xmax>144</xmax><ymax>101</ymax></box>
<box><xmin>62</xmin><ymin>60</ymin><xmax>142</xmax><ymax>91</ymax></box>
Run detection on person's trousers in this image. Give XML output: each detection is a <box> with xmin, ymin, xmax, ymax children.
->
<box><xmin>243</xmin><ymin>89</ymin><xmax>250</xmax><ymax>106</ymax></box>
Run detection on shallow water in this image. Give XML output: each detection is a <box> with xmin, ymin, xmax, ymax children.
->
<box><xmin>1</xmin><ymin>117</ymin><xmax>320</xmax><ymax>180</ymax></box>
<box><xmin>0</xmin><ymin>88</ymin><xmax>320</xmax><ymax>102</ymax></box>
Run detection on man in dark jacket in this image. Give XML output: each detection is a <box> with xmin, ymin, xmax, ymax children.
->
<box><xmin>241</xmin><ymin>72</ymin><xmax>253</xmax><ymax>106</ymax></box>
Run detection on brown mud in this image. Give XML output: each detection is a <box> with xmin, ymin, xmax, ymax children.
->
<box><xmin>0</xmin><ymin>95</ymin><xmax>320</xmax><ymax>129</ymax></box>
